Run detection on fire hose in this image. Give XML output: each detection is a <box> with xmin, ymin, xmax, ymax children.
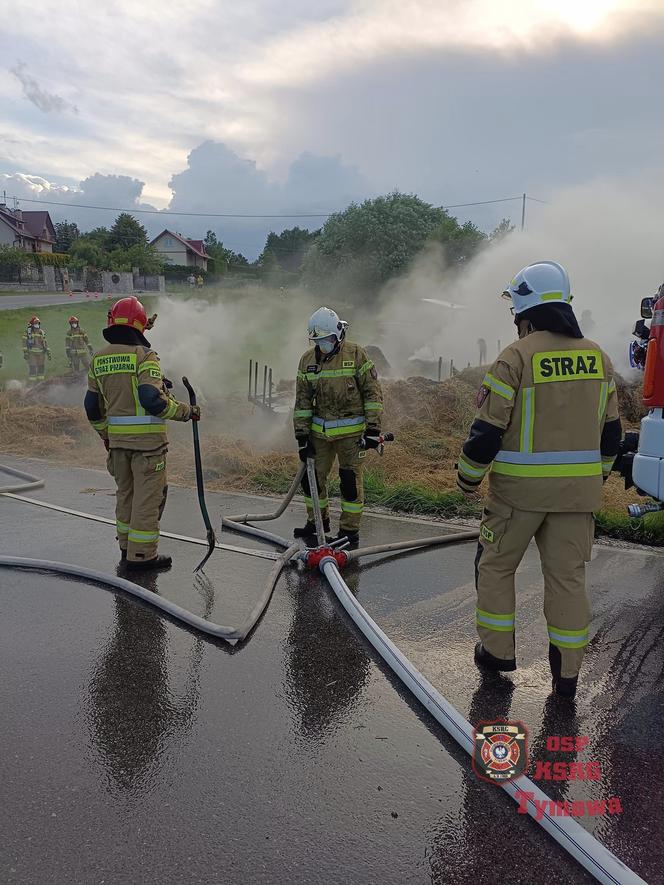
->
<box><xmin>0</xmin><ymin>460</ymin><xmax>648</xmax><ymax>883</ymax></box>
<box><xmin>221</xmin><ymin>462</ymin><xmax>646</xmax><ymax>885</ymax></box>
<box><xmin>0</xmin><ymin>463</ymin><xmax>292</xmax><ymax>645</ymax></box>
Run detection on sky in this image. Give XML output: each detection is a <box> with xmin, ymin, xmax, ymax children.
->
<box><xmin>1</xmin><ymin>0</ymin><xmax>663</xmax><ymax>257</ymax></box>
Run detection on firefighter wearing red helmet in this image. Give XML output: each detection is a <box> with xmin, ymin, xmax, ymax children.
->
<box><xmin>65</xmin><ymin>316</ymin><xmax>94</xmax><ymax>373</ymax></box>
<box><xmin>84</xmin><ymin>296</ymin><xmax>201</xmax><ymax>571</ymax></box>
<box><xmin>22</xmin><ymin>315</ymin><xmax>51</xmax><ymax>383</ymax></box>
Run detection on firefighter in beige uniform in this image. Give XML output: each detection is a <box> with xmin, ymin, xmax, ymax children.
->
<box><xmin>84</xmin><ymin>296</ymin><xmax>200</xmax><ymax>572</ymax></box>
<box><xmin>22</xmin><ymin>316</ymin><xmax>51</xmax><ymax>383</ymax></box>
<box><xmin>456</xmin><ymin>262</ymin><xmax>621</xmax><ymax>698</ymax></box>
<box><xmin>293</xmin><ymin>306</ymin><xmax>383</xmax><ymax>545</ymax></box>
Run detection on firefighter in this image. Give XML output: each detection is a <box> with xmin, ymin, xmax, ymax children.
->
<box><xmin>456</xmin><ymin>261</ymin><xmax>621</xmax><ymax>698</ymax></box>
<box><xmin>293</xmin><ymin>306</ymin><xmax>383</xmax><ymax>546</ymax></box>
<box><xmin>22</xmin><ymin>316</ymin><xmax>51</xmax><ymax>383</ymax></box>
<box><xmin>84</xmin><ymin>296</ymin><xmax>200</xmax><ymax>571</ymax></box>
<box><xmin>66</xmin><ymin>316</ymin><xmax>94</xmax><ymax>372</ymax></box>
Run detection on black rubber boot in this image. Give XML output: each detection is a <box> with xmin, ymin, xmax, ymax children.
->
<box><xmin>120</xmin><ymin>549</ymin><xmax>127</xmax><ymax>561</ymax></box>
<box><xmin>552</xmin><ymin>675</ymin><xmax>578</xmax><ymax>698</ymax></box>
<box><xmin>549</xmin><ymin>643</ymin><xmax>578</xmax><ymax>698</ymax></box>
<box><xmin>125</xmin><ymin>554</ymin><xmax>173</xmax><ymax>572</ymax></box>
<box><xmin>293</xmin><ymin>518</ymin><xmax>330</xmax><ymax>539</ymax></box>
<box><xmin>474</xmin><ymin>641</ymin><xmax>517</xmax><ymax>672</ymax></box>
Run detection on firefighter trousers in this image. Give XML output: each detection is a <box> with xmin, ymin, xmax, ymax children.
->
<box><xmin>475</xmin><ymin>494</ymin><xmax>594</xmax><ymax>678</ymax></box>
<box><xmin>107</xmin><ymin>447</ymin><xmax>168</xmax><ymax>562</ymax></box>
<box><xmin>27</xmin><ymin>353</ymin><xmax>46</xmax><ymax>382</ymax></box>
<box><xmin>302</xmin><ymin>435</ymin><xmax>365</xmax><ymax>532</ymax></box>
<box><xmin>69</xmin><ymin>353</ymin><xmax>90</xmax><ymax>372</ymax></box>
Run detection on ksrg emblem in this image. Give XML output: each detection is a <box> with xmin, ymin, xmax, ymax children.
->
<box><xmin>473</xmin><ymin>720</ymin><xmax>528</xmax><ymax>784</ymax></box>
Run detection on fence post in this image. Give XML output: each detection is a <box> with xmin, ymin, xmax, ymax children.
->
<box><xmin>248</xmin><ymin>360</ymin><xmax>253</xmax><ymax>401</ymax></box>
<box><xmin>262</xmin><ymin>365</ymin><xmax>267</xmax><ymax>405</ymax></box>
<box><xmin>254</xmin><ymin>361</ymin><xmax>258</xmax><ymax>399</ymax></box>
<box><xmin>268</xmin><ymin>368</ymin><xmax>273</xmax><ymax>409</ymax></box>
<box><xmin>438</xmin><ymin>356</ymin><xmax>442</xmax><ymax>383</ymax></box>
<box><xmin>450</xmin><ymin>358</ymin><xmax>454</xmax><ymax>377</ymax></box>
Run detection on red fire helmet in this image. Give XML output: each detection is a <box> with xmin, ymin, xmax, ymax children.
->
<box><xmin>107</xmin><ymin>297</ymin><xmax>147</xmax><ymax>333</ymax></box>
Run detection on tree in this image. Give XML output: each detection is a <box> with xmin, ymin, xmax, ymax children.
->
<box><xmin>428</xmin><ymin>216</ymin><xmax>487</xmax><ymax>264</ymax></box>
<box><xmin>107</xmin><ymin>213</ymin><xmax>149</xmax><ymax>250</ymax></box>
<box><xmin>203</xmin><ymin>231</ymin><xmax>251</xmax><ymax>273</ymax></box>
<box><xmin>303</xmin><ymin>192</ymin><xmax>451</xmax><ymax>293</ymax></box>
<box><xmin>490</xmin><ymin>218</ymin><xmax>515</xmax><ymax>243</ymax></box>
<box><xmin>69</xmin><ymin>238</ymin><xmax>103</xmax><ymax>269</ymax></box>
<box><xmin>203</xmin><ymin>229</ymin><xmax>232</xmax><ymax>273</ymax></box>
<box><xmin>54</xmin><ymin>220</ymin><xmax>80</xmax><ymax>253</ymax></box>
<box><xmin>258</xmin><ymin>226</ymin><xmax>320</xmax><ymax>273</ymax></box>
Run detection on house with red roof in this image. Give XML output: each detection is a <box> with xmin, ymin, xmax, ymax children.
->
<box><xmin>151</xmin><ymin>229</ymin><xmax>209</xmax><ymax>270</ymax></box>
<box><xmin>0</xmin><ymin>205</ymin><xmax>56</xmax><ymax>252</ymax></box>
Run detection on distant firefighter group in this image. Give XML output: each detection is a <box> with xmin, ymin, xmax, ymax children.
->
<box><xmin>22</xmin><ymin>315</ymin><xmax>93</xmax><ymax>383</ymax></box>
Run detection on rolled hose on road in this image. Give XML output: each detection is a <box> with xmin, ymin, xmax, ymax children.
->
<box><xmin>222</xmin><ymin>469</ymin><xmax>645</xmax><ymax>884</ymax></box>
<box><xmin>0</xmin><ymin>462</ymin><xmax>647</xmax><ymax>882</ymax></box>
<box><xmin>0</xmin><ymin>463</ymin><xmax>45</xmax><ymax>494</ymax></box>
<box><xmin>321</xmin><ymin>558</ymin><xmax>645</xmax><ymax>885</ymax></box>
<box><xmin>0</xmin><ymin>462</ymin><xmax>293</xmax><ymax>645</ymax></box>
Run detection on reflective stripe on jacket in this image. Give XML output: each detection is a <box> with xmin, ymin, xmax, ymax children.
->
<box><xmin>22</xmin><ymin>329</ymin><xmax>49</xmax><ymax>354</ymax></box>
<box><xmin>458</xmin><ymin>331</ymin><xmax>620</xmax><ymax>512</ymax></box>
<box><xmin>66</xmin><ymin>329</ymin><xmax>90</xmax><ymax>354</ymax></box>
<box><xmin>87</xmin><ymin>344</ymin><xmax>189</xmax><ymax>451</ymax></box>
<box><xmin>293</xmin><ymin>340</ymin><xmax>383</xmax><ymax>440</ymax></box>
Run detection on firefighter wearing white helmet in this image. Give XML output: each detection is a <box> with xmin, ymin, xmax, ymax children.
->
<box><xmin>456</xmin><ymin>261</ymin><xmax>621</xmax><ymax>699</ymax></box>
<box><xmin>293</xmin><ymin>306</ymin><xmax>383</xmax><ymax>545</ymax></box>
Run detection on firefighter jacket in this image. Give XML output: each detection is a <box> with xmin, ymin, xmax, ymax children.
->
<box><xmin>293</xmin><ymin>340</ymin><xmax>383</xmax><ymax>441</ymax></box>
<box><xmin>85</xmin><ymin>344</ymin><xmax>191</xmax><ymax>451</ymax></box>
<box><xmin>457</xmin><ymin>331</ymin><xmax>622</xmax><ymax>512</ymax></box>
<box><xmin>22</xmin><ymin>328</ymin><xmax>49</xmax><ymax>355</ymax></box>
<box><xmin>66</xmin><ymin>328</ymin><xmax>90</xmax><ymax>356</ymax></box>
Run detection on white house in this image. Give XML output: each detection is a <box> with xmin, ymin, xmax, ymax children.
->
<box><xmin>0</xmin><ymin>205</ymin><xmax>56</xmax><ymax>252</ymax></box>
<box><xmin>151</xmin><ymin>229</ymin><xmax>209</xmax><ymax>270</ymax></box>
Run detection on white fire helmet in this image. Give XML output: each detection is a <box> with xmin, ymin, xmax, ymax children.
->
<box><xmin>308</xmin><ymin>306</ymin><xmax>347</xmax><ymax>342</ymax></box>
<box><xmin>502</xmin><ymin>261</ymin><xmax>571</xmax><ymax>315</ymax></box>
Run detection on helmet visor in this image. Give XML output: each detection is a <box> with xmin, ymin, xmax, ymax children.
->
<box><xmin>309</xmin><ymin>327</ymin><xmax>336</xmax><ymax>341</ymax></box>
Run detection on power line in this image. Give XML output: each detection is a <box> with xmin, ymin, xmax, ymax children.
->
<box><xmin>7</xmin><ymin>192</ymin><xmax>547</xmax><ymax>219</ymax></box>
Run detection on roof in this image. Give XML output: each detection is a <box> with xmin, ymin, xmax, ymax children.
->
<box><xmin>0</xmin><ymin>206</ymin><xmax>56</xmax><ymax>244</ymax></box>
<box><xmin>22</xmin><ymin>211</ymin><xmax>56</xmax><ymax>243</ymax></box>
<box><xmin>151</xmin><ymin>229</ymin><xmax>209</xmax><ymax>259</ymax></box>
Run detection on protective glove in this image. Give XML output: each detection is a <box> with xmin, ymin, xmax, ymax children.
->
<box><xmin>163</xmin><ymin>376</ymin><xmax>173</xmax><ymax>390</ymax></box>
<box><xmin>189</xmin><ymin>404</ymin><xmax>201</xmax><ymax>422</ymax></box>
<box><xmin>361</xmin><ymin>431</ymin><xmax>381</xmax><ymax>450</ymax></box>
<box><xmin>296</xmin><ymin>434</ymin><xmax>315</xmax><ymax>463</ymax></box>
<box><xmin>88</xmin><ymin>345</ymin><xmax>94</xmax><ymax>356</ymax></box>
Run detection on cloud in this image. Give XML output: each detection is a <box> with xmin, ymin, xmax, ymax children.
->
<box><xmin>0</xmin><ymin>141</ymin><xmax>370</xmax><ymax>257</ymax></box>
<box><xmin>0</xmin><ymin>170</ymin><xmax>160</xmax><ymax>236</ymax></box>
<box><xmin>166</xmin><ymin>141</ymin><xmax>370</xmax><ymax>256</ymax></box>
<box><xmin>10</xmin><ymin>61</ymin><xmax>78</xmax><ymax>115</ymax></box>
<box><xmin>236</xmin><ymin>0</ymin><xmax>664</xmax><ymax>88</ymax></box>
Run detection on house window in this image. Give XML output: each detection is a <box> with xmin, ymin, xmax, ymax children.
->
<box><xmin>164</xmin><ymin>237</ymin><xmax>173</xmax><ymax>247</ymax></box>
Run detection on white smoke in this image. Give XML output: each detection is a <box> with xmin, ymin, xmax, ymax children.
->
<box><xmin>374</xmin><ymin>175</ymin><xmax>664</xmax><ymax>377</ymax></box>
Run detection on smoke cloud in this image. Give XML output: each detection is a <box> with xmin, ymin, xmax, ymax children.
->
<box><xmin>10</xmin><ymin>62</ymin><xmax>78</xmax><ymax>115</ymax></box>
<box><xmin>370</xmin><ymin>175</ymin><xmax>664</xmax><ymax>379</ymax></box>
<box><xmin>145</xmin><ymin>172</ymin><xmax>658</xmax><ymax>445</ymax></box>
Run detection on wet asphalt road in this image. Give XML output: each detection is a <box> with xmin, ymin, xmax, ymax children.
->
<box><xmin>1</xmin><ymin>457</ymin><xmax>663</xmax><ymax>885</ymax></box>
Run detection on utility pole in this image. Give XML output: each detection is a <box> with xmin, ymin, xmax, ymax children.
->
<box><xmin>521</xmin><ymin>193</ymin><xmax>526</xmax><ymax>232</ymax></box>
